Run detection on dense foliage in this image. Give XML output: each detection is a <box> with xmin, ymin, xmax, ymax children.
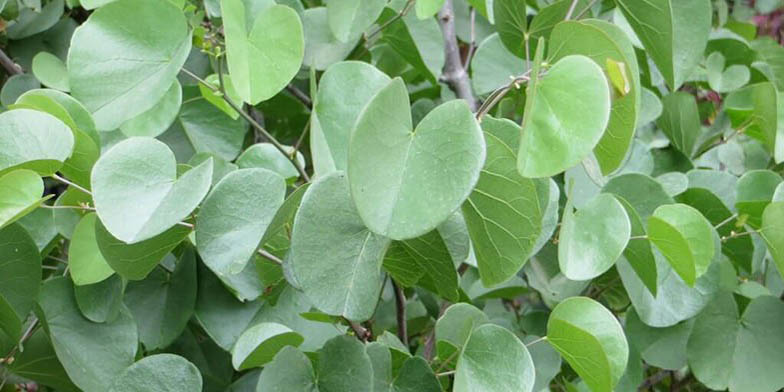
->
<box><xmin>1</xmin><ymin>0</ymin><xmax>784</xmax><ymax>391</ymax></box>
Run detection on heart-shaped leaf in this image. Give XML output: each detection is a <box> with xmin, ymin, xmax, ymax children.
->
<box><xmin>196</xmin><ymin>168</ymin><xmax>285</xmax><ymax>277</ymax></box>
<box><xmin>327</xmin><ymin>0</ymin><xmax>386</xmax><ymax>42</ymax></box>
<box><xmin>454</xmin><ymin>324</ymin><xmax>535</xmax><ymax>392</ymax></box>
<box><xmin>493</xmin><ymin>0</ymin><xmax>527</xmax><ymax>58</ymax></box>
<box><xmin>348</xmin><ymin>77</ymin><xmax>485</xmax><ymax>240</ymax></box>
<box><xmin>222</xmin><ymin>0</ymin><xmax>304</xmax><ymax>104</ymax></box>
<box><xmin>91</xmin><ymin>137</ymin><xmax>212</xmax><ymax>244</ymax></box>
<box><xmin>616</xmin><ymin>196</ymin><xmax>658</xmax><ymax>296</ymax></box>
<box><xmin>706</xmin><ymin>52</ymin><xmax>750</xmax><ymax>93</ymax></box>
<box><xmin>517</xmin><ymin>55</ymin><xmax>610</xmax><ymax>178</ymax></box>
<box><xmin>290</xmin><ymin>172</ymin><xmax>390</xmax><ymax>321</ymax></box>
<box><xmin>256</xmin><ymin>346</ymin><xmax>316</xmax><ymax>391</ymax></box>
<box><xmin>0</xmin><ymin>109</ymin><xmax>74</xmax><ymax>176</ymax></box>
<box><xmin>0</xmin><ymin>170</ymin><xmax>51</xmax><ymax>230</ymax></box>
<box><xmin>67</xmin><ymin>0</ymin><xmax>191</xmax><ymax>130</ymax></box>
<box><xmin>69</xmin><ymin>213</ymin><xmax>114</xmax><ymax>286</ymax></box>
<box><xmin>547</xmin><ymin>296</ymin><xmax>629</xmax><ymax>392</ymax></box>
<box><xmin>463</xmin><ymin>116</ymin><xmax>548</xmax><ymax>286</ymax></box>
<box><xmin>559</xmin><ymin>193</ymin><xmax>631</xmax><ymax>281</ymax></box>
<box><xmin>616</xmin><ymin>0</ymin><xmax>711</xmax><ymax>90</ymax></box>
<box><xmin>119</xmin><ymin>80</ymin><xmax>182</xmax><ymax>138</ymax></box>
<box><xmin>231</xmin><ymin>322</ymin><xmax>304</xmax><ymax>370</ymax></box>
<box><xmin>435</xmin><ymin>303</ymin><xmax>489</xmax><ymax>366</ymax></box>
<box><xmin>648</xmin><ymin>204</ymin><xmax>717</xmax><ymax>286</ymax></box>
<box><xmin>74</xmin><ymin>275</ymin><xmax>124</xmax><ymax>323</ymax></box>
<box><xmin>317</xmin><ymin>335</ymin><xmax>373</xmax><ymax>392</ymax></box>
<box><xmin>107</xmin><ymin>354</ymin><xmax>202</xmax><ymax>392</ymax></box>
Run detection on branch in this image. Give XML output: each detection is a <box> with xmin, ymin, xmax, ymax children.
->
<box><xmin>437</xmin><ymin>0</ymin><xmax>478</xmax><ymax>111</ymax></box>
<box><xmin>365</xmin><ymin>0</ymin><xmax>415</xmax><ymax>41</ymax></box>
<box><xmin>257</xmin><ymin>248</ymin><xmax>283</xmax><ymax>266</ymax></box>
<box><xmin>564</xmin><ymin>0</ymin><xmax>580</xmax><ymax>20</ymax></box>
<box><xmin>346</xmin><ymin>318</ymin><xmax>371</xmax><ymax>342</ymax></box>
<box><xmin>0</xmin><ymin>48</ymin><xmax>22</xmax><ymax>76</ymax></box>
<box><xmin>391</xmin><ymin>279</ymin><xmax>408</xmax><ymax>347</ymax></box>
<box><xmin>286</xmin><ymin>84</ymin><xmax>312</xmax><ymax>109</ymax></box>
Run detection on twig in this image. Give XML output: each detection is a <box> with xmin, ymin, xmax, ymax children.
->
<box><xmin>463</xmin><ymin>7</ymin><xmax>477</xmax><ymax>68</ymax></box>
<box><xmin>181</xmin><ymin>67</ymin><xmax>311</xmax><ymax>182</ymax></box>
<box><xmin>714</xmin><ymin>213</ymin><xmax>738</xmax><ymax>230</ymax></box>
<box><xmin>291</xmin><ymin>121</ymin><xmax>311</xmax><ymax>160</ymax></box>
<box><xmin>346</xmin><ymin>318</ymin><xmax>371</xmax><ymax>342</ymax></box>
<box><xmin>286</xmin><ymin>84</ymin><xmax>312</xmax><ymax>109</ymax></box>
<box><xmin>574</xmin><ymin>0</ymin><xmax>600</xmax><ymax>19</ymax></box>
<box><xmin>0</xmin><ymin>48</ymin><xmax>22</xmax><ymax>75</ymax></box>
<box><xmin>51</xmin><ymin>173</ymin><xmax>92</xmax><ymax>196</ymax></box>
<box><xmin>423</xmin><ymin>302</ymin><xmax>450</xmax><ymax>360</ymax></box>
<box><xmin>475</xmin><ymin>71</ymin><xmax>531</xmax><ymax>119</ymax></box>
<box><xmin>438</xmin><ymin>0</ymin><xmax>478</xmax><ymax>111</ymax></box>
<box><xmin>40</xmin><ymin>204</ymin><xmax>95</xmax><ymax>211</ymax></box>
<box><xmin>176</xmin><ymin>221</ymin><xmax>194</xmax><ymax>229</ymax></box>
<box><xmin>436</xmin><ymin>370</ymin><xmax>456</xmax><ymax>377</ymax></box>
<box><xmin>629</xmin><ymin>235</ymin><xmax>648</xmax><ymax>240</ymax></box>
<box><xmin>564</xmin><ymin>0</ymin><xmax>580</xmax><ymax>20</ymax></box>
<box><xmin>391</xmin><ymin>279</ymin><xmax>408</xmax><ymax>347</ymax></box>
<box><xmin>365</xmin><ymin>0</ymin><xmax>415</xmax><ymax>41</ymax></box>
<box><xmin>257</xmin><ymin>248</ymin><xmax>283</xmax><ymax>266</ymax></box>
<box><xmin>1</xmin><ymin>317</ymin><xmax>39</xmax><ymax>367</ymax></box>
<box><xmin>638</xmin><ymin>369</ymin><xmax>669</xmax><ymax>391</ymax></box>
<box><xmin>722</xmin><ymin>230</ymin><xmax>758</xmax><ymax>242</ymax></box>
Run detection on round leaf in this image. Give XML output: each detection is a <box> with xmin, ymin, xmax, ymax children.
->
<box><xmin>231</xmin><ymin>322</ymin><xmax>304</xmax><ymax>370</ymax></box>
<box><xmin>0</xmin><ymin>169</ymin><xmax>50</xmax><ymax>230</ymax></box>
<box><xmin>517</xmin><ymin>55</ymin><xmax>611</xmax><ymax>178</ymax></box>
<box><xmin>67</xmin><ymin>0</ymin><xmax>192</xmax><ymax>130</ymax></box>
<box><xmin>648</xmin><ymin>204</ymin><xmax>717</xmax><ymax>286</ymax></box>
<box><xmin>454</xmin><ymin>324</ymin><xmax>535</xmax><ymax>392</ymax></box>
<box><xmin>119</xmin><ymin>80</ymin><xmax>182</xmax><ymax>138</ymax></box>
<box><xmin>256</xmin><ymin>346</ymin><xmax>316</xmax><ymax>391</ymax></box>
<box><xmin>290</xmin><ymin>172</ymin><xmax>390</xmax><ymax>321</ymax></box>
<box><xmin>559</xmin><ymin>193</ymin><xmax>631</xmax><ymax>281</ymax></box>
<box><xmin>107</xmin><ymin>354</ymin><xmax>202</xmax><ymax>392</ymax></box>
<box><xmin>69</xmin><ymin>213</ymin><xmax>115</xmax><ymax>286</ymax></box>
<box><xmin>196</xmin><ymin>168</ymin><xmax>286</xmax><ymax>276</ymax></box>
<box><xmin>0</xmin><ymin>109</ymin><xmax>74</xmax><ymax>176</ymax></box>
<box><xmin>547</xmin><ymin>296</ymin><xmax>629</xmax><ymax>392</ymax></box>
<box><xmin>348</xmin><ymin>78</ymin><xmax>485</xmax><ymax>240</ymax></box>
<box><xmin>31</xmin><ymin>52</ymin><xmax>69</xmax><ymax>91</ymax></box>
<box><xmin>91</xmin><ymin>137</ymin><xmax>212</xmax><ymax>244</ymax></box>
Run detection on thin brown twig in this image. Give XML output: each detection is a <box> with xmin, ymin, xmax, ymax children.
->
<box><xmin>286</xmin><ymin>84</ymin><xmax>312</xmax><ymax>109</ymax></box>
<box><xmin>0</xmin><ymin>48</ymin><xmax>22</xmax><ymax>75</ymax></box>
<box><xmin>391</xmin><ymin>279</ymin><xmax>408</xmax><ymax>347</ymax></box>
<box><xmin>346</xmin><ymin>318</ymin><xmax>371</xmax><ymax>342</ymax></box>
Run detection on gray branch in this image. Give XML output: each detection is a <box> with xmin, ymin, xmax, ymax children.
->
<box><xmin>437</xmin><ymin>0</ymin><xmax>477</xmax><ymax>111</ymax></box>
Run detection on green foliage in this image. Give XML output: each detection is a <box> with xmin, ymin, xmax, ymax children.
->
<box><xmin>1</xmin><ymin>0</ymin><xmax>784</xmax><ymax>391</ymax></box>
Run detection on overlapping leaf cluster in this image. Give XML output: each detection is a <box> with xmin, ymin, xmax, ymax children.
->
<box><xmin>1</xmin><ymin>0</ymin><xmax>784</xmax><ymax>391</ymax></box>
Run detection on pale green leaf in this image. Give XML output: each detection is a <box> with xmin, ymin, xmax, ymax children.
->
<box><xmin>648</xmin><ymin>204</ymin><xmax>717</xmax><ymax>286</ymax></box>
<box><xmin>107</xmin><ymin>354</ymin><xmax>202</xmax><ymax>392</ymax></box>
<box><xmin>120</xmin><ymin>80</ymin><xmax>182</xmax><ymax>138</ymax></box>
<box><xmin>32</xmin><ymin>52</ymin><xmax>69</xmax><ymax>91</ymax></box>
<box><xmin>0</xmin><ymin>109</ymin><xmax>74</xmax><ymax>176</ymax></box>
<box><xmin>69</xmin><ymin>213</ymin><xmax>114</xmax><ymax>286</ymax></box>
<box><xmin>454</xmin><ymin>324</ymin><xmax>535</xmax><ymax>392</ymax></box>
<box><xmin>327</xmin><ymin>0</ymin><xmax>386</xmax><ymax>41</ymax></box>
<box><xmin>231</xmin><ymin>322</ymin><xmax>304</xmax><ymax>370</ymax></box>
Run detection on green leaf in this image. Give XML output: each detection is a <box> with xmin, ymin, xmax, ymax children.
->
<box><xmin>231</xmin><ymin>322</ymin><xmax>304</xmax><ymax>370</ymax></box>
<box><xmin>198</xmin><ymin>74</ymin><xmax>241</xmax><ymax>119</ymax></box>
<box><xmin>91</xmin><ymin>137</ymin><xmax>212</xmax><ymax>244</ymax></box>
<box><xmin>175</xmin><ymin>89</ymin><xmax>249</xmax><ymax>161</ymax></box>
<box><xmin>617</xmin><ymin>251</ymin><xmax>721</xmax><ymax>328</ymax></box>
<box><xmin>124</xmin><ymin>248</ymin><xmax>196</xmax><ymax>349</ymax></box>
<box><xmin>393</xmin><ymin>356</ymin><xmax>442</xmax><ymax>392</ymax></box>
<box><xmin>724</xmin><ymin>82</ymin><xmax>782</xmax><ymax>163</ymax></box>
<box><xmin>74</xmin><ymin>275</ymin><xmax>124</xmax><ymax>323</ymax></box>
<box><xmin>291</xmin><ymin>172</ymin><xmax>390</xmax><ymax>321</ymax></box>
<box><xmin>435</xmin><ymin>303</ymin><xmax>489</xmax><ymax>366</ymax></box>
<box><xmin>657</xmin><ymin>92</ymin><xmax>701</xmax><ymax>157</ymax></box>
<box><xmin>327</xmin><ymin>0</ymin><xmax>386</xmax><ymax>41</ymax></box>
<box><xmin>493</xmin><ymin>0</ymin><xmax>527</xmax><ymax>58</ymax></box>
<box><xmin>470</xmin><ymin>33</ymin><xmax>524</xmax><ymax>95</ymax></box>
<box><xmin>547</xmin><ymin>297</ymin><xmax>629</xmax><ymax>392</ymax></box>
<box><xmin>67</xmin><ymin>0</ymin><xmax>191</xmax><ymax>130</ymax></box>
<box><xmin>0</xmin><ymin>74</ymin><xmax>40</xmax><ymax>107</ymax></box>
<box><xmin>37</xmin><ymin>278</ymin><xmax>137</xmax><ymax>392</ymax></box>
<box><xmin>706</xmin><ymin>52</ymin><xmax>750</xmax><ymax>93</ymax></box>
<box><xmin>6</xmin><ymin>0</ymin><xmax>64</xmax><ymax>39</ymax></box>
<box><xmin>120</xmin><ymin>81</ymin><xmax>182</xmax><ymax>138</ymax></box>
<box><xmin>95</xmin><ymin>219</ymin><xmax>191</xmax><ymax>280</ymax></box>
<box><xmin>32</xmin><ymin>52</ymin><xmax>69</xmax><ymax>91</ymax></box>
<box><xmin>69</xmin><ymin>213</ymin><xmax>115</xmax><ymax>285</ymax></box>
<box><xmin>549</xmin><ymin>20</ymin><xmax>641</xmax><ymax>175</ymax></box>
<box><xmin>349</xmin><ymin>78</ymin><xmax>485</xmax><ymax>240</ymax></box>
<box><xmin>616</xmin><ymin>196</ymin><xmax>658</xmax><ymax>296</ymax></box>
<box><xmin>463</xmin><ymin>117</ymin><xmax>547</xmax><ymax>286</ymax></box>
<box><xmin>236</xmin><ymin>143</ymin><xmax>307</xmax><ymax>181</ymax></box>
<box><xmin>454</xmin><ymin>324</ymin><xmax>535</xmax><ymax>392</ymax></box>
<box><xmin>256</xmin><ymin>346</ymin><xmax>317</xmax><ymax>392</ymax></box>
<box><xmin>313</xmin><ymin>61</ymin><xmax>391</xmax><ymax>172</ymax></box>
<box><xmin>317</xmin><ymin>335</ymin><xmax>374</xmax><ymax>392</ymax></box>
<box><xmin>0</xmin><ymin>223</ymin><xmax>41</xmax><ymax>320</ymax></box>
<box><xmin>415</xmin><ymin>0</ymin><xmax>445</xmax><ymax>19</ymax></box>
<box><xmin>517</xmin><ymin>55</ymin><xmax>611</xmax><ymax>178</ymax></box>
<box><xmin>107</xmin><ymin>354</ymin><xmax>202</xmax><ymax>392</ymax></box>
<box><xmin>0</xmin><ymin>109</ymin><xmax>74</xmax><ymax>176</ymax></box>
<box><xmin>0</xmin><ymin>169</ymin><xmax>50</xmax><ymax>230</ymax></box>
<box><xmin>615</xmin><ymin>0</ymin><xmax>711</xmax><ymax>90</ymax></box>
<box><xmin>303</xmin><ymin>7</ymin><xmax>358</xmax><ymax>70</ymax></box>
<box><xmin>377</xmin><ymin>7</ymin><xmax>445</xmax><ymax>84</ymax></box>
<box><xmin>687</xmin><ymin>293</ymin><xmax>784</xmax><ymax>392</ymax></box>
<box><xmin>736</xmin><ymin>170</ymin><xmax>782</xmax><ymax>229</ymax></box>
<box><xmin>525</xmin><ymin>335</ymin><xmax>562</xmax><ymax>392</ymax></box>
<box><xmin>7</xmin><ymin>327</ymin><xmax>80</xmax><ymax>392</ymax></box>
<box><xmin>221</xmin><ymin>0</ymin><xmax>304</xmax><ymax>104</ymax></box>
<box><xmin>0</xmin><ymin>291</ymin><xmax>22</xmax><ymax>355</ymax></box>
<box><xmin>602</xmin><ymin>173</ymin><xmax>674</xmax><ymax>222</ymax></box>
<box><xmin>648</xmin><ymin>204</ymin><xmax>717</xmax><ymax>286</ymax></box>
<box><xmin>559</xmin><ymin>193</ymin><xmax>631</xmax><ymax>280</ymax></box>
<box><xmin>385</xmin><ymin>229</ymin><xmax>460</xmax><ymax>301</ymax></box>
<box><xmin>761</xmin><ymin>202</ymin><xmax>784</xmax><ymax>281</ymax></box>
<box><xmin>196</xmin><ymin>168</ymin><xmax>285</xmax><ymax>276</ymax></box>
<box><xmin>625</xmin><ymin>308</ymin><xmax>692</xmax><ymax>370</ymax></box>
